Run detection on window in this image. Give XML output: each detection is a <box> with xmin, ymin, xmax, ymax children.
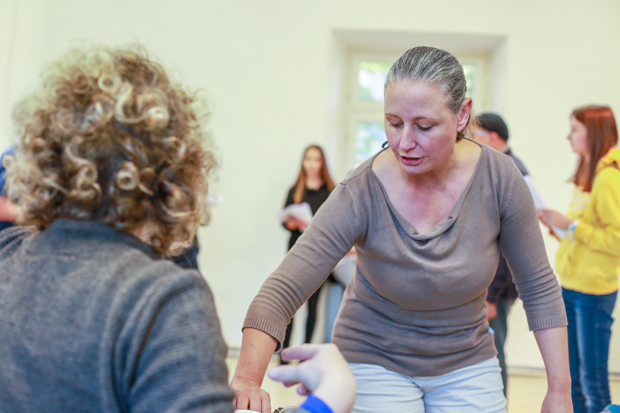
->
<box><xmin>357</xmin><ymin>61</ymin><xmax>391</xmax><ymax>103</ymax></box>
<box><xmin>355</xmin><ymin>121</ymin><xmax>385</xmax><ymax>164</ymax></box>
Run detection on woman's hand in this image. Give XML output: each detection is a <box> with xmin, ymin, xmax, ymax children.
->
<box><xmin>285</xmin><ymin>217</ymin><xmax>299</xmax><ymax>231</ymax></box>
<box><xmin>537</xmin><ymin>208</ymin><xmax>573</xmax><ymax>231</ymax></box>
<box><xmin>486</xmin><ymin>301</ymin><xmax>497</xmax><ymax>321</ymax></box>
<box><xmin>231</xmin><ymin>377</ymin><xmax>271</xmax><ymax>413</ymax></box>
<box><xmin>268</xmin><ymin>344</ymin><xmax>357</xmax><ymax>413</ymax></box>
<box><xmin>541</xmin><ymin>388</ymin><xmax>572</xmax><ymax>413</ymax></box>
<box><xmin>285</xmin><ymin>217</ymin><xmax>309</xmax><ymax>232</ymax></box>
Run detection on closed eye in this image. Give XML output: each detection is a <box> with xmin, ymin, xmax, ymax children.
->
<box><xmin>418</xmin><ymin>125</ymin><xmax>432</xmax><ymax>131</ymax></box>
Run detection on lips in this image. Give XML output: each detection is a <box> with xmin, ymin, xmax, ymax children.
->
<box><xmin>400</xmin><ymin>155</ymin><xmax>424</xmax><ymax>166</ymax></box>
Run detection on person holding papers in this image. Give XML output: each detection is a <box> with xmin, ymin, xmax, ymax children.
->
<box><xmin>538</xmin><ymin>105</ymin><xmax>620</xmax><ymax>413</ymax></box>
<box><xmin>281</xmin><ymin>145</ymin><xmax>336</xmax><ymax>351</ymax></box>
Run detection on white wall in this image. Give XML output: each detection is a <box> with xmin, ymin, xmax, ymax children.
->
<box><xmin>3</xmin><ymin>0</ymin><xmax>620</xmax><ymax>372</ymax></box>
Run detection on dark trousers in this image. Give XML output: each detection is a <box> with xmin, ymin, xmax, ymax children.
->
<box><xmin>563</xmin><ymin>287</ymin><xmax>617</xmax><ymax>413</ymax></box>
<box><xmin>282</xmin><ymin>284</ymin><xmax>323</xmax><ymax>349</ymax></box>
<box><xmin>489</xmin><ymin>298</ymin><xmax>515</xmax><ymax>398</ymax></box>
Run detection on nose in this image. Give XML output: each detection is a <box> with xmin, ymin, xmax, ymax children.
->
<box><xmin>399</xmin><ymin>125</ymin><xmax>418</xmax><ymax>151</ymax></box>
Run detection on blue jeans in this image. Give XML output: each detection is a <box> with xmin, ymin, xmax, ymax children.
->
<box><xmin>563</xmin><ymin>288</ymin><xmax>617</xmax><ymax>413</ymax></box>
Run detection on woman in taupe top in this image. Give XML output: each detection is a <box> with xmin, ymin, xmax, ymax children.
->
<box><xmin>232</xmin><ymin>47</ymin><xmax>572</xmax><ymax>413</ymax></box>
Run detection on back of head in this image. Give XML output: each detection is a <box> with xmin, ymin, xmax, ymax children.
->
<box><xmin>571</xmin><ymin>105</ymin><xmax>618</xmax><ymax>191</ymax></box>
<box><xmin>386</xmin><ymin>46</ymin><xmax>470</xmax><ymax>140</ymax></box>
<box><xmin>572</xmin><ymin>105</ymin><xmax>618</xmax><ymax>154</ymax></box>
<box><xmin>477</xmin><ymin>113</ymin><xmax>509</xmax><ymax>142</ymax></box>
<box><xmin>7</xmin><ymin>45</ymin><xmax>214</xmax><ymax>255</ymax></box>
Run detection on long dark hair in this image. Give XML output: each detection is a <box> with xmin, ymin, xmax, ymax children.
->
<box><xmin>571</xmin><ymin>105</ymin><xmax>618</xmax><ymax>192</ymax></box>
<box><xmin>292</xmin><ymin>145</ymin><xmax>335</xmax><ymax>204</ymax></box>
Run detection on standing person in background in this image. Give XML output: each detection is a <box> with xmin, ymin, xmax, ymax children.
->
<box><xmin>281</xmin><ymin>145</ymin><xmax>336</xmax><ymax>353</ymax></box>
<box><xmin>538</xmin><ymin>105</ymin><xmax>620</xmax><ymax>413</ymax></box>
<box><xmin>0</xmin><ymin>147</ymin><xmax>19</xmax><ymax>231</ymax></box>
<box><xmin>473</xmin><ymin>113</ymin><xmax>528</xmax><ymax>398</ymax></box>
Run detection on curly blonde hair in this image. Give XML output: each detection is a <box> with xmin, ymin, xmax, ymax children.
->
<box><xmin>6</xmin><ymin>45</ymin><xmax>214</xmax><ymax>256</ymax></box>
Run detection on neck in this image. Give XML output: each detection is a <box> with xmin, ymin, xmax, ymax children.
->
<box><xmin>306</xmin><ymin>175</ymin><xmax>323</xmax><ymax>189</ymax></box>
<box><xmin>132</xmin><ymin>223</ymin><xmax>154</xmax><ymax>244</ymax></box>
<box><xmin>496</xmin><ymin>143</ymin><xmax>509</xmax><ymax>153</ymax></box>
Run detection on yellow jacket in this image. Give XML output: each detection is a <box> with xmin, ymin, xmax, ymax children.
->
<box><xmin>556</xmin><ymin>148</ymin><xmax>620</xmax><ymax>294</ymax></box>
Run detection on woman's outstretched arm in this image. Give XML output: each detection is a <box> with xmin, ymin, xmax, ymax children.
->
<box><xmin>534</xmin><ymin>326</ymin><xmax>572</xmax><ymax>413</ymax></box>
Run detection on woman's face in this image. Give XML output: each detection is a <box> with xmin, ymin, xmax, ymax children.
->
<box><xmin>302</xmin><ymin>148</ymin><xmax>323</xmax><ymax>177</ymax></box>
<box><xmin>384</xmin><ymin>81</ymin><xmax>470</xmax><ymax>176</ymax></box>
<box><xmin>568</xmin><ymin>116</ymin><xmax>589</xmax><ymax>157</ymax></box>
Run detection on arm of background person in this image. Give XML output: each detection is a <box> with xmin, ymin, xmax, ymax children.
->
<box><xmin>0</xmin><ymin>197</ymin><xmax>19</xmax><ymax>222</ymax></box>
<box><xmin>120</xmin><ymin>269</ymin><xmax>235</xmax><ymax>413</ymax></box>
<box><xmin>232</xmin><ymin>183</ymin><xmax>361</xmax><ymax>412</ymax></box>
<box><xmin>572</xmin><ymin>167</ymin><xmax>620</xmax><ymax>257</ymax></box>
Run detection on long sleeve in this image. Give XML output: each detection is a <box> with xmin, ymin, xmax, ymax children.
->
<box><xmin>573</xmin><ymin>167</ymin><xmax>620</xmax><ymax>257</ymax></box>
<box><xmin>244</xmin><ymin>183</ymin><xmax>360</xmax><ymax>348</ymax></box>
<box><xmin>119</xmin><ymin>271</ymin><xmax>235</xmax><ymax>413</ymax></box>
<box><xmin>498</xmin><ymin>163</ymin><xmax>567</xmax><ymax>331</ymax></box>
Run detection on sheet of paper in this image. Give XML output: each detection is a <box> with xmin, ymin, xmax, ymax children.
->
<box><xmin>278</xmin><ymin>202</ymin><xmax>313</xmax><ymax>225</ymax></box>
<box><xmin>523</xmin><ymin>175</ymin><xmax>566</xmax><ymax>239</ymax></box>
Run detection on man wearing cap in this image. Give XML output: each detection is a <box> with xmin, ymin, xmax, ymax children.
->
<box><xmin>473</xmin><ymin>113</ymin><xmax>530</xmax><ymax>399</ymax></box>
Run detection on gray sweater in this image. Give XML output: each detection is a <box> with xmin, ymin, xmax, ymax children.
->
<box><xmin>0</xmin><ymin>220</ymin><xmax>235</xmax><ymax>412</ymax></box>
<box><xmin>244</xmin><ymin>144</ymin><xmax>567</xmax><ymax>377</ymax></box>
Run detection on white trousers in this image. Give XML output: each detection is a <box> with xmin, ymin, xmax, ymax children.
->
<box><xmin>349</xmin><ymin>357</ymin><xmax>507</xmax><ymax>413</ymax></box>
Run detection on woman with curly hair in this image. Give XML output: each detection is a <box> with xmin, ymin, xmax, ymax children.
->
<box><xmin>0</xmin><ymin>45</ymin><xmax>235</xmax><ymax>412</ymax></box>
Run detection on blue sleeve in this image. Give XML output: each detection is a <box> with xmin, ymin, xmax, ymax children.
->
<box><xmin>299</xmin><ymin>394</ymin><xmax>333</xmax><ymax>413</ymax></box>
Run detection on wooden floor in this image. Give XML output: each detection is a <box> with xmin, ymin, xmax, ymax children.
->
<box><xmin>227</xmin><ymin>357</ymin><xmax>620</xmax><ymax>412</ymax></box>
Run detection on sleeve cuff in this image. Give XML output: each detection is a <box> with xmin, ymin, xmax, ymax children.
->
<box><xmin>300</xmin><ymin>394</ymin><xmax>333</xmax><ymax>413</ymax></box>
<box><xmin>527</xmin><ymin>313</ymin><xmax>568</xmax><ymax>331</ymax></box>
<box><xmin>573</xmin><ymin>220</ymin><xmax>593</xmax><ymax>244</ymax></box>
<box><xmin>242</xmin><ymin>317</ymin><xmax>286</xmax><ymax>351</ymax></box>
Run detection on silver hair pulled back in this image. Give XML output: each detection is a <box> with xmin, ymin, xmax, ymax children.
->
<box><xmin>386</xmin><ymin>46</ymin><xmax>470</xmax><ymax>140</ymax></box>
